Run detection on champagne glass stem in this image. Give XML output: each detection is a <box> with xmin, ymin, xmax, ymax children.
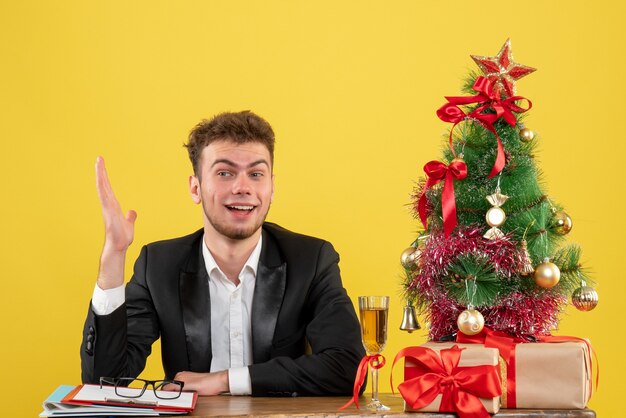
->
<box><xmin>371</xmin><ymin>360</ymin><xmax>379</xmax><ymax>403</ymax></box>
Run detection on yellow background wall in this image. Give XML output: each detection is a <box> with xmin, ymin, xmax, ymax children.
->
<box><xmin>1</xmin><ymin>1</ymin><xmax>623</xmax><ymax>415</ymax></box>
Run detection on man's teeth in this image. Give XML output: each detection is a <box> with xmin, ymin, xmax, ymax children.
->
<box><xmin>229</xmin><ymin>205</ymin><xmax>254</xmax><ymax>210</ymax></box>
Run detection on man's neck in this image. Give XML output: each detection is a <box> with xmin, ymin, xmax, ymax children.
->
<box><xmin>203</xmin><ymin>228</ymin><xmax>262</xmax><ymax>285</ymax></box>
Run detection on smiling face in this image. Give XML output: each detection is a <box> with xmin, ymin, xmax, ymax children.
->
<box><xmin>189</xmin><ymin>139</ymin><xmax>274</xmax><ymax>242</ymax></box>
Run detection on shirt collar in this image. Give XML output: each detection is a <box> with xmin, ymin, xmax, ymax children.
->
<box><xmin>202</xmin><ymin>234</ymin><xmax>263</xmax><ymax>281</ymax></box>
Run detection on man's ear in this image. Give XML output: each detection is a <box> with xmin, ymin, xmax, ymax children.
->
<box><xmin>189</xmin><ymin>175</ymin><xmax>201</xmax><ymax>204</ymax></box>
<box><xmin>270</xmin><ymin>173</ymin><xmax>275</xmax><ymax>203</ymax></box>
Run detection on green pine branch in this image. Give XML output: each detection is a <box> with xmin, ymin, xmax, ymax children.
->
<box><xmin>443</xmin><ymin>253</ymin><xmax>503</xmax><ymax>307</ymax></box>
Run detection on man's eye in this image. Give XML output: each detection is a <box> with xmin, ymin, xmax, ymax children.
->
<box><xmin>217</xmin><ymin>171</ymin><xmax>232</xmax><ymax>177</ymax></box>
<box><xmin>250</xmin><ymin>172</ymin><xmax>264</xmax><ymax>177</ymax></box>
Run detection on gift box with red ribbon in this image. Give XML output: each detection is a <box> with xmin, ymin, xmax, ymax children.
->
<box><xmin>506</xmin><ymin>340</ymin><xmax>592</xmax><ymax>409</ymax></box>
<box><xmin>456</xmin><ymin>328</ymin><xmax>595</xmax><ymax>409</ymax></box>
<box><xmin>392</xmin><ymin>343</ymin><xmax>502</xmax><ymax>418</ymax></box>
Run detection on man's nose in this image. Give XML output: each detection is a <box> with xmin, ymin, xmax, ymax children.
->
<box><xmin>232</xmin><ymin>174</ymin><xmax>252</xmax><ymax>194</ymax></box>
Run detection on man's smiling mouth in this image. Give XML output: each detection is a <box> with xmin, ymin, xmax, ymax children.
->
<box><xmin>226</xmin><ymin>205</ymin><xmax>255</xmax><ymax>212</ymax></box>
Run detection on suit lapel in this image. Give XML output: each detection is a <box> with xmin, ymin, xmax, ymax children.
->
<box><xmin>252</xmin><ymin>230</ymin><xmax>287</xmax><ymax>363</ymax></box>
<box><xmin>179</xmin><ymin>239</ymin><xmax>212</xmax><ymax>372</ymax></box>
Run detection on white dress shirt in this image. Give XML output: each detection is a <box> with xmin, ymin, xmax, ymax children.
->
<box><xmin>91</xmin><ymin>235</ymin><xmax>262</xmax><ymax>395</ymax></box>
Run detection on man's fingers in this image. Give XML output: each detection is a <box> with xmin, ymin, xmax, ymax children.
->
<box><xmin>95</xmin><ymin>156</ymin><xmax>112</xmax><ymax>202</ymax></box>
<box><xmin>161</xmin><ymin>383</ymin><xmax>180</xmax><ymax>392</ymax></box>
<box><xmin>96</xmin><ymin>157</ymin><xmax>132</xmax><ymax>221</ymax></box>
<box><xmin>162</xmin><ymin>372</ymin><xmax>187</xmax><ymax>392</ymax></box>
<box><xmin>166</xmin><ymin>371</ymin><xmax>227</xmax><ymax>395</ymax></box>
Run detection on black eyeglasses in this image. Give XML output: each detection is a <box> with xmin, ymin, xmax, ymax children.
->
<box><xmin>99</xmin><ymin>377</ymin><xmax>184</xmax><ymax>400</ymax></box>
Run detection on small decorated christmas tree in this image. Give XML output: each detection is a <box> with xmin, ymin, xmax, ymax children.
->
<box><xmin>401</xmin><ymin>39</ymin><xmax>599</xmax><ymax>341</ymax></box>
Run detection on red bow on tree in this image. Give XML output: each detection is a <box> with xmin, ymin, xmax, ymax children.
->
<box><xmin>436</xmin><ymin>76</ymin><xmax>532</xmax><ymax>178</ymax></box>
<box><xmin>391</xmin><ymin>345</ymin><xmax>501</xmax><ymax>418</ymax></box>
<box><xmin>418</xmin><ymin>159</ymin><xmax>467</xmax><ymax>237</ymax></box>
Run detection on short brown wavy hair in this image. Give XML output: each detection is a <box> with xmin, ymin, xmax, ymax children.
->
<box><xmin>185</xmin><ymin>111</ymin><xmax>275</xmax><ymax>176</ymax></box>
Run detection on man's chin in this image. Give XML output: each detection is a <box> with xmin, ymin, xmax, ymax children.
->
<box><xmin>209</xmin><ymin>220</ymin><xmax>263</xmax><ymax>241</ymax></box>
<box><xmin>225</xmin><ymin>228</ymin><xmax>258</xmax><ymax>240</ymax></box>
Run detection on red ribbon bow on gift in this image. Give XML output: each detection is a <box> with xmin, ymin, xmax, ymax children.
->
<box><xmin>418</xmin><ymin>159</ymin><xmax>467</xmax><ymax>237</ymax></box>
<box><xmin>437</xmin><ymin>76</ymin><xmax>532</xmax><ymax>178</ymax></box>
<box><xmin>390</xmin><ymin>345</ymin><xmax>501</xmax><ymax>418</ymax></box>
<box><xmin>338</xmin><ymin>354</ymin><xmax>386</xmax><ymax>410</ymax></box>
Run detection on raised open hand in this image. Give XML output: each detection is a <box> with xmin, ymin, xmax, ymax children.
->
<box><xmin>95</xmin><ymin>157</ymin><xmax>137</xmax><ymax>289</ymax></box>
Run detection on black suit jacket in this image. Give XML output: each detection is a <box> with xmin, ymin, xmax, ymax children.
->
<box><xmin>81</xmin><ymin>222</ymin><xmax>365</xmax><ymax>396</ymax></box>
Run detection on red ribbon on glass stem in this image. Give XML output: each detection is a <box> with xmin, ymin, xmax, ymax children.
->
<box><xmin>418</xmin><ymin>159</ymin><xmax>467</xmax><ymax>237</ymax></box>
<box><xmin>390</xmin><ymin>345</ymin><xmax>501</xmax><ymax>418</ymax></box>
<box><xmin>339</xmin><ymin>354</ymin><xmax>386</xmax><ymax>410</ymax></box>
<box><xmin>436</xmin><ymin>76</ymin><xmax>532</xmax><ymax>178</ymax></box>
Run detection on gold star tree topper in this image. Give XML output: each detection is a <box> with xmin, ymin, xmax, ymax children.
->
<box><xmin>471</xmin><ymin>39</ymin><xmax>536</xmax><ymax>98</ymax></box>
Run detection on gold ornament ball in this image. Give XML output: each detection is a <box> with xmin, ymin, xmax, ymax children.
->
<box><xmin>534</xmin><ymin>259</ymin><xmax>561</xmax><ymax>289</ymax></box>
<box><xmin>519</xmin><ymin>127</ymin><xmax>535</xmax><ymax>142</ymax></box>
<box><xmin>486</xmin><ymin>207</ymin><xmax>506</xmax><ymax>227</ymax></box>
<box><xmin>457</xmin><ymin>308</ymin><xmax>485</xmax><ymax>336</ymax></box>
<box><xmin>401</xmin><ymin>247</ymin><xmax>421</xmax><ymax>269</ymax></box>
<box><xmin>553</xmin><ymin>211</ymin><xmax>573</xmax><ymax>235</ymax></box>
<box><xmin>571</xmin><ymin>286</ymin><xmax>599</xmax><ymax>311</ymax></box>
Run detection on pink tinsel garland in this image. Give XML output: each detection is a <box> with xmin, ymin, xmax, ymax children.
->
<box><xmin>408</xmin><ymin>226</ymin><xmax>564</xmax><ymax>340</ymax></box>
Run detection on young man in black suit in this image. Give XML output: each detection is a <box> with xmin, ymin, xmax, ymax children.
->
<box><xmin>81</xmin><ymin>111</ymin><xmax>364</xmax><ymax>396</ymax></box>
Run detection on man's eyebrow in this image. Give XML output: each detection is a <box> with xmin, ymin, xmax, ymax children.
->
<box><xmin>211</xmin><ymin>159</ymin><xmax>270</xmax><ymax>169</ymax></box>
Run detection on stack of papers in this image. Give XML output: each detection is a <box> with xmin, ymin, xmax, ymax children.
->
<box><xmin>40</xmin><ymin>384</ymin><xmax>197</xmax><ymax>417</ymax></box>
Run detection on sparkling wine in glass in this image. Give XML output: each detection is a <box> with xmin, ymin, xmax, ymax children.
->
<box><xmin>358</xmin><ymin>296</ymin><xmax>390</xmax><ymax>411</ymax></box>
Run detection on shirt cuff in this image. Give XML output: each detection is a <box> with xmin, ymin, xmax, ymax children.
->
<box><xmin>228</xmin><ymin>367</ymin><xmax>252</xmax><ymax>395</ymax></box>
<box><xmin>91</xmin><ymin>283</ymin><xmax>125</xmax><ymax>315</ymax></box>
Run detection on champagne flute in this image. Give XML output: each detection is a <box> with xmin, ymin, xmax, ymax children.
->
<box><xmin>358</xmin><ymin>296</ymin><xmax>390</xmax><ymax>411</ymax></box>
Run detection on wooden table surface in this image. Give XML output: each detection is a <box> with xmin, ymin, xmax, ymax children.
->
<box><xmin>187</xmin><ymin>393</ymin><xmax>596</xmax><ymax>417</ymax></box>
